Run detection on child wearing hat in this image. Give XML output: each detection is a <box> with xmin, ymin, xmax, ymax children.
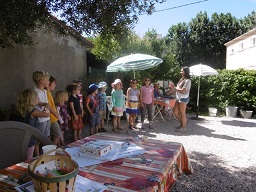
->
<box><xmin>111</xmin><ymin>79</ymin><xmax>125</xmax><ymax>132</ymax></box>
<box><xmin>98</xmin><ymin>82</ymin><xmax>108</xmax><ymax>132</ymax></box>
<box><xmin>85</xmin><ymin>84</ymin><xmax>100</xmax><ymax>135</ymax></box>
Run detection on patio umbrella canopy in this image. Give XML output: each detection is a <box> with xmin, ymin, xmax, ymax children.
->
<box><xmin>189</xmin><ymin>63</ymin><xmax>218</xmax><ymax>119</ymax></box>
<box><xmin>106</xmin><ymin>53</ymin><xmax>163</xmax><ymax>78</ymax></box>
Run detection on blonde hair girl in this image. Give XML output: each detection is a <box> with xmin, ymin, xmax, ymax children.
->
<box><xmin>55</xmin><ymin>90</ymin><xmax>68</xmax><ymax>106</ymax></box>
<box><xmin>111</xmin><ymin>79</ymin><xmax>125</xmax><ymax>132</ymax></box>
<box><xmin>55</xmin><ymin>90</ymin><xmax>70</xmax><ymax>141</ymax></box>
<box><xmin>17</xmin><ymin>89</ymin><xmax>39</xmax><ymax>117</ymax></box>
<box><xmin>16</xmin><ymin>89</ymin><xmax>50</xmax><ymax>159</ymax></box>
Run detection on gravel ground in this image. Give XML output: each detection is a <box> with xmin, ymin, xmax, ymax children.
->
<box><xmin>66</xmin><ymin>114</ymin><xmax>256</xmax><ymax>192</ymax></box>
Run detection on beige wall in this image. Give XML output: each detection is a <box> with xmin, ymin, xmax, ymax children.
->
<box><xmin>0</xmin><ymin>26</ymin><xmax>89</xmax><ymax>108</ymax></box>
<box><xmin>226</xmin><ymin>34</ymin><xmax>256</xmax><ymax>70</ymax></box>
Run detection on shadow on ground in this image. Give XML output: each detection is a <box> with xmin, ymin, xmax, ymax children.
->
<box><xmin>64</xmin><ymin>115</ymin><xmax>252</xmax><ymax>144</ymax></box>
<box><xmin>170</xmin><ymin>151</ymin><xmax>256</xmax><ymax>191</ymax></box>
<box><xmin>148</xmin><ymin>117</ymin><xmax>247</xmax><ymax>141</ymax></box>
<box><xmin>221</xmin><ymin>120</ymin><xmax>256</xmax><ymax>128</ymax></box>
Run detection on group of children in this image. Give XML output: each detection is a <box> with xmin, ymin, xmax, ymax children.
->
<box><xmin>110</xmin><ymin>77</ymin><xmax>154</xmax><ymax>130</ymax></box>
<box><xmin>14</xmin><ymin>70</ymin><xmax>156</xmax><ymax>160</ymax></box>
<box><xmin>15</xmin><ymin>71</ymin><xmax>71</xmax><ymax>159</ymax></box>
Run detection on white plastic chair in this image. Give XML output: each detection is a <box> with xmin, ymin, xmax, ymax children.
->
<box><xmin>106</xmin><ymin>96</ymin><xmax>112</xmax><ymax>124</ymax></box>
<box><xmin>164</xmin><ymin>99</ymin><xmax>176</xmax><ymax>119</ymax></box>
<box><xmin>106</xmin><ymin>95</ymin><xmax>127</xmax><ymax>124</ymax></box>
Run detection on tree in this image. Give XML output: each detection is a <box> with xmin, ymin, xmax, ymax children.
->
<box><xmin>166</xmin><ymin>22</ymin><xmax>191</xmax><ymax>67</ymax></box>
<box><xmin>0</xmin><ymin>0</ymin><xmax>166</xmax><ymax>48</ymax></box>
<box><xmin>240</xmin><ymin>11</ymin><xmax>256</xmax><ymax>32</ymax></box>
<box><xmin>0</xmin><ymin>0</ymin><xmax>49</xmax><ymax>48</ymax></box>
<box><xmin>189</xmin><ymin>12</ymin><xmax>242</xmax><ymax>69</ymax></box>
<box><xmin>90</xmin><ymin>29</ymin><xmax>176</xmax><ymax>83</ymax></box>
<box><xmin>166</xmin><ymin>11</ymin><xmax>255</xmax><ymax>69</ymax></box>
<box><xmin>207</xmin><ymin>13</ymin><xmax>241</xmax><ymax>69</ymax></box>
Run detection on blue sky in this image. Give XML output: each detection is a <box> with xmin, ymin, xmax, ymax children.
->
<box><xmin>134</xmin><ymin>0</ymin><xmax>256</xmax><ymax>37</ymax></box>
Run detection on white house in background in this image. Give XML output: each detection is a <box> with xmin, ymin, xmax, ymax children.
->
<box><xmin>224</xmin><ymin>28</ymin><xmax>256</xmax><ymax>70</ymax></box>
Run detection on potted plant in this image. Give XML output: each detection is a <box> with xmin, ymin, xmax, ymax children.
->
<box><xmin>239</xmin><ymin>104</ymin><xmax>254</xmax><ymax>119</ymax></box>
<box><xmin>208</xmin><ymin>106</ymin><xmax>217</xmax><ymax>117</ymax></box>
<box><xmin>225</xmin><ymin>100</ymin><xmax>238</xmax><ymax>117</ymax></box>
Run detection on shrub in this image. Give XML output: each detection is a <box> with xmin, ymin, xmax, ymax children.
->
<box><xmin>189</xmin><ymin>69</ymin><xmax>256</xmax><ymax>115</ymax></box>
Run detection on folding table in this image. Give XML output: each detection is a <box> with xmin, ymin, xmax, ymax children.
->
<box><xmin>153</xmin><ymin>99</ymin><xmax>176</xmax><ymax>122</ymax></box>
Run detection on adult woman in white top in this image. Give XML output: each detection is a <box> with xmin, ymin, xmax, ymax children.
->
<box><xmin>171</xmin><ymin>67</ymin><xmax>191</xmax><ymax>131</ymax></box>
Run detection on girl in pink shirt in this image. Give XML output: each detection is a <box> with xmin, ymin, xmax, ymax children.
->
<box><xmin>140</xmin><ymin>77</ymin><xmax>154</xmax><ymax>129</ymax></box>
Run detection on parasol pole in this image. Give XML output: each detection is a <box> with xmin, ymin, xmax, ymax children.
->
<box><xmin>133</xmin><ymin>66</ymin><xmax>135</xmax><ymax>78</ymax></box>
<box><xmin>196</xmin><ymin>75</ymin><xmax>201</xmax><ymax>118</ymax></box>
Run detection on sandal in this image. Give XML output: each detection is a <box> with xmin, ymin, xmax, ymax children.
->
<box><xmin>112</xmin><ymin>128</ymin><xmax>117</xmax><ymax>133</ymax></box>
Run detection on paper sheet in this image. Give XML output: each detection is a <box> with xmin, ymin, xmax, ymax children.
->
<box><xmin>15</xmin><ymin>175</ymin><xmax>107</xmax><ymax>192</ymax></box>
<box><xmin>65</xmin><ymin>139</ymin><xmax>145</xmax><ymax>167</ymax></box>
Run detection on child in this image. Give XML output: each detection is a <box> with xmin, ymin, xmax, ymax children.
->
<box><xmin>67</xmin><ymin>84</ymin><xmax>84</xmax><ymax>141</ymax></box>
<box><xmin>33</xmin><ymin>70</ymin><xmax>51</xmax><ymax>155</ymax></box>
<box><xmin>16</xmin><ymin>89</ymin><xmax>50</xmax><ymax>159</ymax></box>
<box><xmin>165</xmin><ymin>81</ymin><xmax>176</xmax><ymax>99</ymax></box>
<box><xmin>111</xmin><ymin>79</ymin><xmax>125</xmax><ymax>132</ymax></box>
<box><xmin>154</xmin><ymin>83</ymin><xmax>161</xmax><ymax>98</ymax></box>
<box><xmin>73</xmin><ymin>79</ymin><xmax>83</xmax><ymax>104</ymax></box>
<box><xmin>140</xmin><ymin>77</ymin><xmax>154</xmax><ymax>129</ymax></box>
<box><xmin>126</xmin><ymin>79</ymin><xmax>140</xmax><ymax>130</ymax></box>
<box><xmin>98</xmin><ymin>82</ymin><xmax>108</xmax><ymax>132</ymax></box>
<box><xmin>85</xmin><ymin>84</ymin><xmax>100</xmax><ymax>135</ymax></box>
<box><xmin>55</xmin><ymin>90</ymin><xmax>70</xmax><ymax>144</ymax></box>
<box><xmin>45</xmin><ymin>76</ymin><xmax>63</xmax><ymax>146</ymax></box>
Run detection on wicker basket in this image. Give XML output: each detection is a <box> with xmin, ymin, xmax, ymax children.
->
<box><xmin>28</xmin><ymin>148</ymin><xmax>79</xmax><ymax>192</ymax></box>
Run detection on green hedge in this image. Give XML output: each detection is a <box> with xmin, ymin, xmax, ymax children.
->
<box><xmin>189</xmin><ymin>69</ymin><xmax>256</xmax><ymax>115</ymax></box>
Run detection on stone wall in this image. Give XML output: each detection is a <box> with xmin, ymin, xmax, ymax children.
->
<box><xmin>0</xmin><ymin>25</ymin><xmax>90</xmax><ymax>108</ymax></box>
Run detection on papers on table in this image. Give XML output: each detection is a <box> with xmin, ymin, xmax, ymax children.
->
<box><xmin>34</xmin><ymin>160</ymin><xmax>56</xmax><ymax>175</ymax></box>
<box><xmin>75</xmin><ymin>175</ymin><xmax>107</xmax><ymax>192</ymax></box>
<box><xmin>15</xmin><ymin>181</ymin><xmax>35</xmax><ymax>192</ymax></box>
<box><xmin>15</xmin><ymin>175</ymin><xmax>107</xmax><ymax>192</ymax></box>
<box><xmin>65</xmin><ymin>139</ymin><xmax>145</xmax><ymax>167</ymax></box>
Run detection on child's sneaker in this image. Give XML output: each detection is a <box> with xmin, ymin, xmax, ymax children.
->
<box><xmin>175</xmin><ymin>127</ymin><xmax>186</xmax><ymax>132</ymax></box>
<box><xmin>101</xmin><ymin>128</ymin><xmax>107</xmax><ymax>132</ymax></box>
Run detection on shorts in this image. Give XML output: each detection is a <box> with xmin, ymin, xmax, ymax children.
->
<box><xmin>111</xmin><ymin>106</ymin><xmax>124</xmax><ymax>117</ymax></box>
<box><xmin>99</xmin><ymin>110</ymin><xmax>106</xmax><ymax>120</ymax></box>
<box><xmin>71</xmin><ymin>114</ymin><xmax>84</xmax><ymax>130</ymax></box>
<box><xmin>37</xmin><ymin>120</ymin><xmax>51</xmax><ymax>137</ymax></box>
<box><xmin>50</xmin><ymin>121</ymin><xmax>63</xmax><ymax>139</ymax></box>
<box><xmin>178</xmin><ymin>97</ymin><xmax>189</xmax><ymax>104</ymax></box>
<box><xmin>89</xmin><ymin>113</ymin><xmax>100</xmax><ymax>128</ymax></box>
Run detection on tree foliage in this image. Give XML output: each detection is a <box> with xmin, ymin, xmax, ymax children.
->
<box><xmin>189</xmin><ymin>69</ymin><xmax>256</xmax><ymax>115</ymax></box>
<box><xmin>166</xmin><ymin>11</ymin><xmax>256</xmax><ymax>69</ymax></box>
<box><xmin>0</xmin><ymin>0</ymin><xmax>49</xmax><ymax>48</ymax></box>
<box><xmin>0</xmin><ymin>0</ymin><xmax>166</xmax><ymax>48</ymax></box>
<box><xmin>90</xmin><ymin>29</ymin><xmax>178</xmax><ymax>85</ymax></box>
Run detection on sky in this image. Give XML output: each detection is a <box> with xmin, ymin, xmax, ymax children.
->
<box><xmin>134</xmin><ymin>0</ymin><xmax>256</xmax><ymax>37</ymax></box>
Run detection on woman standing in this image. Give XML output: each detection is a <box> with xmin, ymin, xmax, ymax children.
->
<box><xmin>171</xmin><ymin>67</ymin><xmax>191</xmax><ymax>131</ymax></box>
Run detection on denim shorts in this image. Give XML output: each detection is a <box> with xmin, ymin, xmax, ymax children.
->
<box><xmin>89</xmin><ymin>113</ymin><xmax>100</xmax><ymax>128</ymax></box>
<box><xmin>178</xmin><ymin>97</ymin><xmax>189</xmax><ymax>104</ymax></box>
<box><xmin>38</xmin><ymin>120</ymin><xmax>51</xmax><ymax>137</ymax></box>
